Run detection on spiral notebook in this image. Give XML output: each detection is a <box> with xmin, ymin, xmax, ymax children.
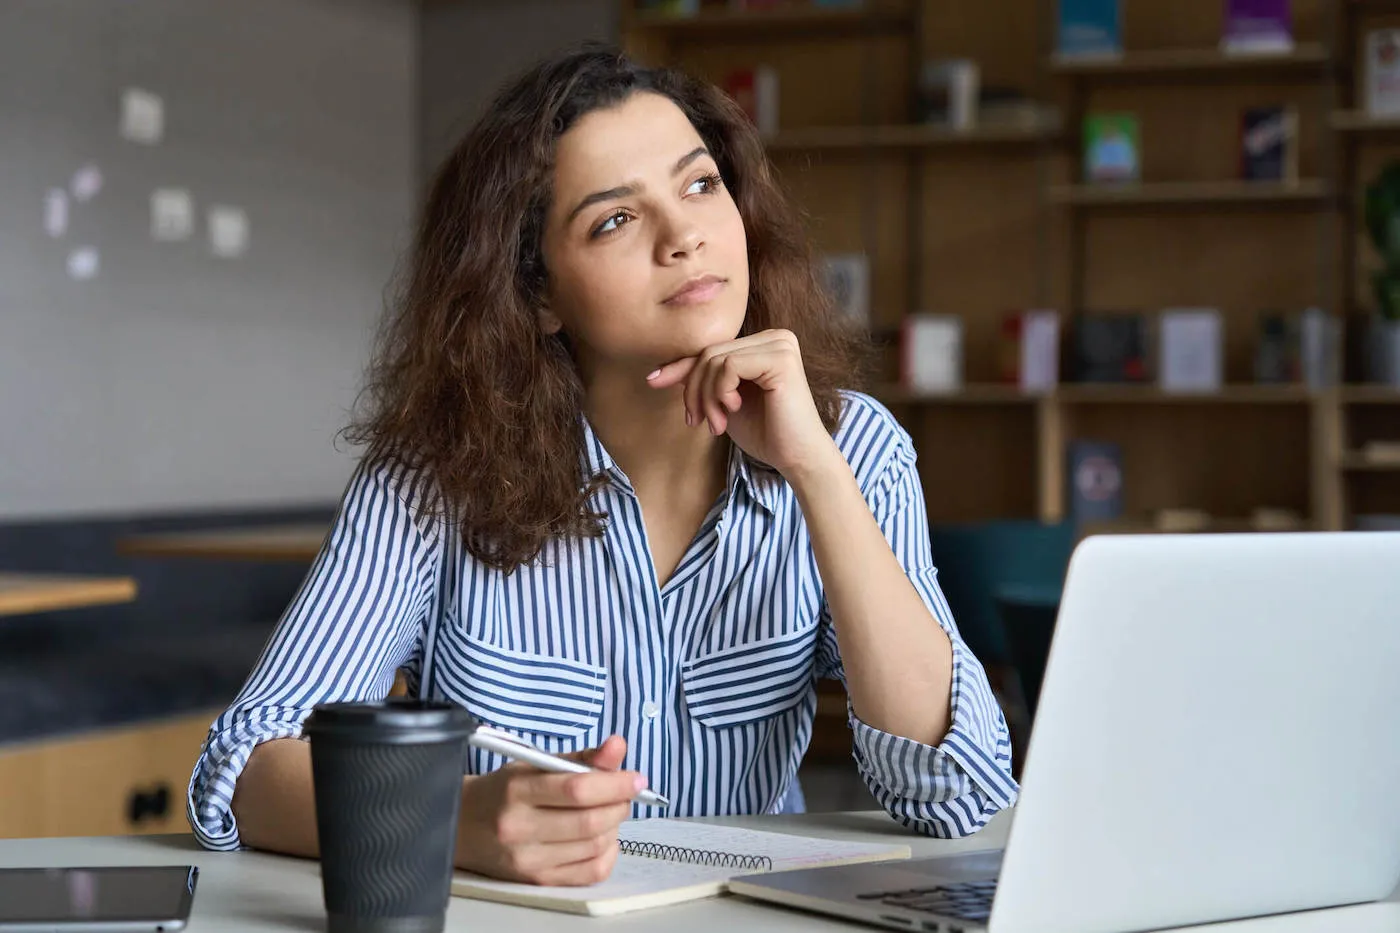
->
<box><xmin>450</xmin><ymin>818</ymin><xmax>912</xmax><ymax>916</ymax></box>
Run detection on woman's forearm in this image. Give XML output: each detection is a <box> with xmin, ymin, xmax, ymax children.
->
<box><xmin>230</xmin><ymin>738</ymin><xmax>321</xmax><ymax>858</ymax></box>
<box><xmin>789</xmin><ymin>446</ymin><xmax>954</xmax><ymax>746</ymax></box>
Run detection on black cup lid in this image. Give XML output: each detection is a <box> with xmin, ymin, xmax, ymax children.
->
<box><xmin>303</xmin><ymin>698</ymin><xmax>475</xmax><ymax>744</ymax></box>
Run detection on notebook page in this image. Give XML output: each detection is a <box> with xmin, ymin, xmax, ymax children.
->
<box><xmin>617</xmin><ymin>818</ymin><xmax>913</xmax><ymax>871</ymax></box>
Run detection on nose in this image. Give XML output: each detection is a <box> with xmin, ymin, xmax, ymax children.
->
<box><xmin>657</xmin><ymin>209</ymin><xmax>704</xmax><ymax>263</ymax></box>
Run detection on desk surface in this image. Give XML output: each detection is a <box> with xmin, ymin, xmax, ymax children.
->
<box><xmin>117</xmin><ymin>524</ymin><xmax>328</xmax><ymax>562</ymax></box>
<box><xmin>0</xmin><ymin>573</ymin><xmax>138</xmax><ymax>617</ymax></box>
<box><xmin>1</xmin><ymin>812</ymin><xmax>1396</xmax><ymax>932</ymax></box>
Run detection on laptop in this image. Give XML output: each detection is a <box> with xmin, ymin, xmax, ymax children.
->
<box><xmin>730</xmin><ymin>532</ymin><xmax>1400</xmax><ymax>933</ymax></box>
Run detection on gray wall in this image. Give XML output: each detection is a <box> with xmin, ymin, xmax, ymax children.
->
<box><xmin>0</xmin><ymin>0</ymin><xmax>417</xmax><ymax>520</ymax></box>
<box><xmin>419</xmin><ymin>0</ymin><xmax>617</xmax><ymax>180</ymax></box>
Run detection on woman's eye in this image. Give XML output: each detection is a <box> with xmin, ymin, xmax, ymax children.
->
<box><xmin>686</xmin><ymin>173</ymin><xmax>721</xmax><ymax>196</ymax></box>
<box><xmin>594</xmin><ymin>211</ymin><xmax>629</xmax><ymax>236</ymax></box>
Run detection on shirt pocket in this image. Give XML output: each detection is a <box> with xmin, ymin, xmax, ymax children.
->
<box><xmin>682</xmin><ymin>624</ymin><xmax>817</xmax><ymax>729</ymax></box>
<box><xmin>455</xmin><ymin>635</ymin><xmax>608</xmax><ymax>739</ymax></box>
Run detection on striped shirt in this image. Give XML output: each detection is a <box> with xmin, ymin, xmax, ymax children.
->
<box><xmin>187</xmin><ymin>391</ymin><xmax>1018</xmax><ymax>849</ymax></box>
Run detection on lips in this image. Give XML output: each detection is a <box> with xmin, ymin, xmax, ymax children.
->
<box><xmin>663</xmin><ymin>274</ymin><xmax>726</xmax><ymax>306</ymax></box>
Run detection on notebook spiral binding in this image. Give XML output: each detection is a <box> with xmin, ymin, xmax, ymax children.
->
<box><xmin>619</xmin><ymin>840</ymin><xmax>774</xmax><ymax>872</ymax></box>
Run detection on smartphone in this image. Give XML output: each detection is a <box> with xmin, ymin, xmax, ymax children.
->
<box><xmin>0</xmin><ymin>865</ymin><xmax>198</xmax><ymax>932</ymax></box>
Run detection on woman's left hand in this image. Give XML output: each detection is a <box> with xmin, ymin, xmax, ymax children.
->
<box><xmin>645</xmin><ymin>329</ymin><xmax>838</xmax><ymax>480</ymax></box>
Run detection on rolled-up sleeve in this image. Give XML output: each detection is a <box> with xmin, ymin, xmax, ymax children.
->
<box><xmin>817</xmin><ymin>431</ymin><xmax>1019</xmax><ymax>838</ymax></box>
<box><xmin>187</xmin><ymin>460</ymin><xmax>444</xmax><ymax>850</ymax></box>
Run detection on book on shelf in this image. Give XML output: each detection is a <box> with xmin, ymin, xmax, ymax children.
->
<box><xmin>918</xmin><ymin>59</ymin><xmax>980</xmax><ymax>130</ymax></box>
<box><xmin>1365</xmin><ymin>30</ymin><xmax>1400</xmax><ymax>118</ymax></box>
<box><xmin>1068</xmin><ymin>311</ymin><xmax>1151</xmax><ymax>383</ymax></box>
<box><xmin>1256</xmin><ymin>308</ymin><xmax>1337</xmax><ymax>388</ymax></box>
<box><xmin>1221</xmin><ymin>0</ymin><xmax>1293</xmax><ymax>55</ymax></box>
<box><xmin>1158</xmin><ymin>308</ymin><xmax>1224</xmax><ymax>393</ymax></box>
<box><xmin>818</xmin><ymin>252</ymin><xmax>870</xmax><ymax>329</ymax></box>
<box><xmin>1057</xmin><ymin>0</ymin><xmax>1121</xmax><ymax>58</ymax></box>
<box><xmin>1068</xmin><ymin>441</ymin><xmax>1124</xmax><ymax>525</ymax></box>
<box><xmin>1083</xmin><ymin>113</ymin><xmax>1140</xmax><ymax>183</ymax></box>
<box><xmin>1239</xmin><ymin>106</ymin><xmax>1298</xmax><ymax>182</ymax></box>
<box><xmin>1000</xmin><ymin>310</ymin><xmax>1060</xmax><ymax>391</ymax></box>
<box><xmin>723</xmin><ymin>66</ymin><xmax>779</xmax><ymax>137</ymax></box>
<box><xmin>901</xmin><ymin>314</ymin><xmax>964</xmax><ymax>394</ymax></box>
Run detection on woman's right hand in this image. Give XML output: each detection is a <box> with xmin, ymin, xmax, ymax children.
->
<box><xmin>454</xmin><ymin>735</ymin><xmax>644</xmax><ymax>885</ymax></box>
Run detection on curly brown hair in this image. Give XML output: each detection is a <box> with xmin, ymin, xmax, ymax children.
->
<box><xmin>345</xmin><ymin>43</ymin><xmax>872</xmax><ymax>572</ymax></box>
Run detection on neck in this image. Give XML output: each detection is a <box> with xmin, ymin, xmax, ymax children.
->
<box><xmin>582</xmin><ymin>367</ymin><xmax>729</xmax><ymax>501</ymax></box>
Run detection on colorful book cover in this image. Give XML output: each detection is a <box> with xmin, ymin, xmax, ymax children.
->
<box><xmin>722</xmin><ymin>66</ymin><xmax>779</xmax><ymax>137</ymax></box>
<box><xmin>1365</xmin><ymin>30</ymin><xmax>1400</xmax><ymax>117</ymax></box>
<box><xmin>1057</xmin><ymin>0</ymin><xmax>1121</xmax><ymax>57</ymax></box>
<box><xmin>1083</xmin><ymin>113</ymin><xmax>1140</xmax><ymax>183</ymax></box>
<box><xmin>1068</xmin><ymin>441</ymin><xmax>1124</xmax><ymax>524</ymax></box>
<box><xmin>1158</xmin><ymin>308</ymin><xmax>1224</xmax><ymax>393</ymax></box>
<box><xmin>1070</xmin><ymin>311</ymin><xmax>1150</xmax><ymax>382</ymax></box>
<box><xmin>1221</xmin><ymin>0</ymin><xmax>1293</xmax><ymax>54</ymax></box>
<box><xmin>1239</xmin><ymin>106</ymin><xmax>1297</xmax><ymax>181</ymax></box>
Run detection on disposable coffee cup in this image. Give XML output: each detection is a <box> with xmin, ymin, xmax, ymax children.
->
<box><xmin>303</xmin><ymin>698</ymin><xmax>473</xmax><ymax>933</ymax></box>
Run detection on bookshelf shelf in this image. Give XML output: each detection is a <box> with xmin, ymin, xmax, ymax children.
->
<box><xmin>1081</xmin><ymin>516</ymin><xmax>1315</xmax><ymax>536</ymax></box>
<box><xmin>874</xmin><ymin>383</ymin><xmax>1044</xmax><ymax>405</ymax></box>
<box><xmin>1339</xmin><ymin>452</ymin><xmax>1400</xmax><ymax>472</ymax></box>
<box><xmin>1340</xmin><ymin>385</ymin><xmax>1400</xmax><ymax>404</ymax></box>
<box><xmin>1049</xmin><ymin>44</ymin><xmax>1330</xmax><ymax>79</ymax></box>
<box><xmin>1331</xmin><ymin>111</ymin><xmax>1400</xmax><ymax>134</ymax></box>
<box><xmin>1049</xmin><ymin>179</ymin><xmax>1332</xmax><ymax>208</ymax></box>
<box><xmin>765</xmin><ymin>121</ymin><xmax>1057</xmax><ymax>153</ymax></box>
<box><xmin>1056</xmin><ymin>385</ymin><xmax>1316</xmax><ymax>404</ymax></box>
<box><xmin>629</xmin><ymin>6</ymin><xmax>911</xmax><ymax>38</ymax></box>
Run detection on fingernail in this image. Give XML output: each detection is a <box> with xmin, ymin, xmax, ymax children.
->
<box><xmin>646</xmin><ymin>368</ymin><xmax>661</xmax><ymax>381</ymax></box>
<box><xmin>708</xmin><ymin>419</ymin><xmax>718</xmax><ymax>436</ymax></box>
<box><xmin>684</xmin><ymin>409</ymin><xmax>693</xmax><ymax>427</ymax></box>
<box><xmin>633</xmin><ymin>775</ymin><xmax>649</xmax><ymax>792</ymax></box>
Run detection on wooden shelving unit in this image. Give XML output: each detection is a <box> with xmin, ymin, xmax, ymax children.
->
<box><xmin>627</xmin><ymin>5</ymin><xmax>911</xmax><ymax>37</ymax></box>
<box><xmin>1331</xmin><ymin>110</ymin><xmax>1400</xmax><ymax>133</ymax></box>
<box><xmin>1049</xmin><ymin>179</ymin><xmax>1333</xmax><ymax>208</ymax></box>
<box><xmin>621</xmin><ymin>0</ymin><xmax>1399</xmax><ymax>537</ymax></box>
<box><xmin>765</xmin><ymin>121</ymin><xmax>1057</xmax><ymax>152</ymax></box>
<box><xmin>1049</xmin><ymin>43</ymin><xmax>1331</xmax><ymax>78</ymax></box>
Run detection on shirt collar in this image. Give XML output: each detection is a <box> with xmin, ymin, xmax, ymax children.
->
<box><xmin>579</xmin><ymin>416</ymin><xmax>778</xmax><ymax>516</ymax></box>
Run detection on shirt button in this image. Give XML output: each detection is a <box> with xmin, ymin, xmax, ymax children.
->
<box><xmin>642</xmin><ymin>700</ymin><xmax>660</xmax><ymax>719</ymax></box>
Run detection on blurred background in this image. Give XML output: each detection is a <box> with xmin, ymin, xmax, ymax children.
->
<box><xmin>2</xmin><ymin>0</ymin><xmax>1397</xmax><ymax>839</ymax></box>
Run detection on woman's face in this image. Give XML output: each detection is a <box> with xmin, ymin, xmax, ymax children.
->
<box><xmin>540</xmin><ymin>91</ymin><xmax>749</xmax><ymax>380</ymax></box>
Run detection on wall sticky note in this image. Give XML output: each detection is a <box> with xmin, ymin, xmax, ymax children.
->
<box><xmin>45</xmin><ymin>189</ymin><xmax>69</xmax><ymax>238</ymax></box>
<box><xmin>208</xmin><ymin>205</ymin><xmax>249</xmax><ymax>258</ymax></box>
<box><xmin>121</xmin><ymin>88</ymin><xmax>164</xmax><ymax>144</ymax></box>
<box><xmin>66</xmin><ymin>247</ymin><xmax>99</xmax><ymax>281</ymax></box>
<box><xmin>151</xmin><ymin>188</ymin><xmax>194</xmax><ymax>241</ymax></box>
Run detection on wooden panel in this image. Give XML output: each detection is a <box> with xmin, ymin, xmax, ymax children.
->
<box><xmin>770</xmin><ymin>152</ymin><xmax>912</xmax><ymax>332</ymax></box>
<box><xmin>920</xmin><ymin>153</ymin><xmax>1049</xmax><ymax>381</ymax></box>
<box><xmin>669</xmin><ymin>35</ymin><xmax>913</xmax><ymax>129</ymax></box>
<box><xmin>1067</xmin><ymin>404</ymin><xmax>1311</xmax><ymax>519</ymax></box>
<box><xmin>884</xmin><ymin>404</ymin><xmax>1039</xmax><ymax>522</ymax></box>
<box><xmin>0</xmin><ymin>711</ymin><xmax>218</xmax><ymax>839</ymax></box>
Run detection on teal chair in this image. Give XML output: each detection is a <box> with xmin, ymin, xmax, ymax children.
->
<box><xmin>927</xmin><ymin>520</ymin><xmax>1075</xmax><ymax>730</ymax></box>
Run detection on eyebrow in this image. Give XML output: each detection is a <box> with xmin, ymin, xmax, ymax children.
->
<box><xmin>565</xmin><ymin>146</ymin><xmax>711</xmax><ymax>224</ymax></box>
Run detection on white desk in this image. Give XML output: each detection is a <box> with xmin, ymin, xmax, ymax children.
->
<box><xmin>1</xmin><ymin>812</ymin><xmax>1396</xmax><ymax>932</ymax></box>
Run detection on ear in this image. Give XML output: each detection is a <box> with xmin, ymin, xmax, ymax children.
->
<box><xmin>537</xmin><ymin>305</ymin><xmax>565</xmax><ymax>336</ymax></box>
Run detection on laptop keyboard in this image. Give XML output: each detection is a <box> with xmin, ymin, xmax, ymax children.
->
<box><xmin>858</xmin><ymin>880</ymin><xmax>997</xmax><ymax>923</ymax></box>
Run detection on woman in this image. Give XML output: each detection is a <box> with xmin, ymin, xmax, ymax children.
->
<box><xmin>187</xmin><ymin>44</ymin><xmax>1017</xmax><ymax>886</ymax></box>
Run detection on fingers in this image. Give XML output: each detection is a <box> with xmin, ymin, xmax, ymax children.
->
<box><xmin>514</xmin><ymin>836</ymin><xmax>620</xmax><ymax>887</ymax></box>
<box><xmin>499</xmin><ymin>833</ymin><xmax>618</xmax><ymax>885</ymax></box>
<box><xmin>512</xmin><ymin>801</ymin><xmax>632</xmax><ymax>844</ymax></box>
<box><xmin>645</xmin><ymin>330</ymin><xmax>801</xmax><ymax>435</ymax></box>
<box><xmin>512</xmin><ymin>767</ymin><xmax>647</xmax><ymax>809</ymax></box>
<box><xmin>557</xmin><ymin>734</ymin><xmax>627</xmax><ymax>770</ymax></box>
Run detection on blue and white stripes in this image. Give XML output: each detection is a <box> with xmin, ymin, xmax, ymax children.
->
<box><xmin>187</xmin><ymin>391</ymin><xmax>1019</xmax><ymax>850</ymax></box>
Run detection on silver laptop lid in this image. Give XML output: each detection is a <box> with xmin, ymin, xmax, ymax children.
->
<box><xmin>992</xmin><ymin>532</ymin><xmax>1400</xmax><ymax>933</ymax></box>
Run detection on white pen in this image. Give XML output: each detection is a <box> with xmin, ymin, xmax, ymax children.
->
<box><xmin>468</xmin><ymin>724</ymin><xmax>671</xmax><ymax>809</ymax></box>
